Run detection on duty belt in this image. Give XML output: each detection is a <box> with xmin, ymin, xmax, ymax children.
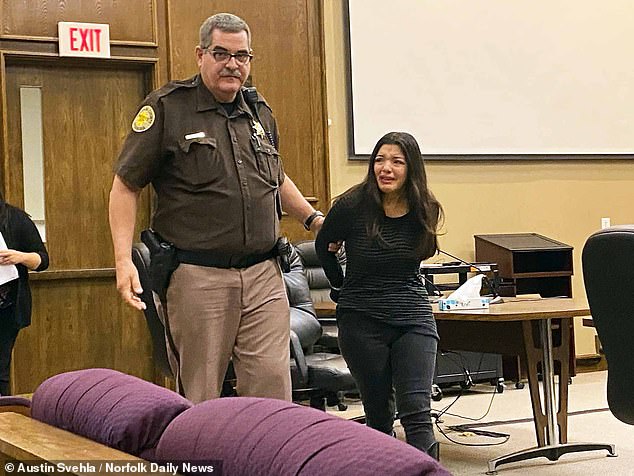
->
<box><xmin>176</xmin><ymin>247</ymin><xmax>276</xmax><ymax>269</ymax></box>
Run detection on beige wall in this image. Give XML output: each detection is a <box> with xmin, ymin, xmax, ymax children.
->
<box><xmin>323</xmin><ymin>0</ymin><xmax>634</xmax><ymax>356</ymax></box>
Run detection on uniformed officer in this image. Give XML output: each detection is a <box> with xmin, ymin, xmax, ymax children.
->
<box><xmin>109</xmin><ymin>13</ymin><xmax>324</xmax><ymax>403</ymax></box>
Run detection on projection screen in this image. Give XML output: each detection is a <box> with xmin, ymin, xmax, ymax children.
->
<box><xmin>346</xmin><ymin>0</ymin><xmax>634</xmax><ymax>158</ymax></box>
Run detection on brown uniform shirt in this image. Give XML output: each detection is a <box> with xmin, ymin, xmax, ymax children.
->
<box><xmin>115</xmin><ymin>74</ymin><xmax>285</xmax><ymax>255</ymax></box>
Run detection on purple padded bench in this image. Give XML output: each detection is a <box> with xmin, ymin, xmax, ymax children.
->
<box><xmin>28</xmin><ymin>368</ymin><xmax>450</xmax><ymax>475</ymax></box>
<box><xmin>156</xmin><ymin>397</ymin><xmax>450</xmax><ymax>476</ymax></box>
<box><xmin>31</xmin><ymin>368</ymin><xmax>191</xmax><ymax>460</ymax></box>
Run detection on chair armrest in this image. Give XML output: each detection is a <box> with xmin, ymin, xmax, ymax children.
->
<box><xmin>290</xmin><ymin>330</ymin><xmax>309</xmax><ymax>387</ymax></box>
<box><xmin>316</xmin><ymin>316</ymin><xmax>337</xmax><ymax>327</ymax></box>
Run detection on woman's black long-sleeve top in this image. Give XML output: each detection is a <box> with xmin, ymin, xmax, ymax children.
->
<box><xmin>1</xmin><ymin>205</ymin><xmax>49</xmax><ymax>329</ymax></box>
<box><xmin>315</xmin><ymin>190</ymin><xmax>437</xmax><ymax>339</ymax></box>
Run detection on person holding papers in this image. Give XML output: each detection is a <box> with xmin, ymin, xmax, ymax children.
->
<box><xmin>315</xmin><ymin>132</ymin><xmax>443</xmax><ymax>459</ymax></box>
<box><xmin>0</xmin><ymin>192</ymin><xmax>48</xmax><ymax>395</ymax></box>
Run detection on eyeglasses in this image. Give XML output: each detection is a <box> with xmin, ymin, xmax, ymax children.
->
<box><xmin>204</xmin><ymin>48</ymin><xmax>253</xmax><ymax>65</ymax></box>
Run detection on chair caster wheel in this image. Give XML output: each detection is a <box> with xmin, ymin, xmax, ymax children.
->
<box><xmin>515</xmin><ymin>381</ymin><xmax>525</xmax><ymax>389</ymax></box>
<box><xmin>431</xmin><ymin>384</ymin><xmax>443</xmax><ymax>401</ymax></box>
<box><xmin>337</xmin><ymin>403</ymin><xmax>348</xmax><ymax>411</ymax></box>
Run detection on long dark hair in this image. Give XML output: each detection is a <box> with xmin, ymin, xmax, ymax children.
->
<box><xmin>340</xmin><ymin>131</ymin><xmax>443</xmax><ymax>259</ymax></box>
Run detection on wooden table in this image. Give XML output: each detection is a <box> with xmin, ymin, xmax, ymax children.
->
<box><xmin>314</xmin><ymin>298</ymin><xmax>615</xmax><ymax>474</ymax></box>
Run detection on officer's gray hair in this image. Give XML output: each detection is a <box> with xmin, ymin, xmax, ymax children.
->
<box><xmin>199</xmin><ymin>13</ymin><xmax>251</xmax><ymax>49</ymax></box>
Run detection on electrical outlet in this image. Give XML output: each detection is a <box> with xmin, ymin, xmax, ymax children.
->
<box><xmin>601</xmin><ymin>217</ymin><xmax>611</xmax><ymax>229</ymax></box>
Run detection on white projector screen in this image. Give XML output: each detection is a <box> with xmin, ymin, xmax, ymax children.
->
<box><xmin>346</xmin><ymin>0</ymin><xmax>634</xmax><ymax>158</ymax></box>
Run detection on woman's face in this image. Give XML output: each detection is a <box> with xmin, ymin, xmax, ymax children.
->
<box><xmin>373</xmin><ymin>144</ymin><xmax>408</xmax><ymax>197</ymax></box>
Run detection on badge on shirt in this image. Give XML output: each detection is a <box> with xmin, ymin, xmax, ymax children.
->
<box><xmin>132</xmin><ymin>105</ymin><xmax>155</xmax><ymax>133</ymax></box>
<box><xmin>252</xmin><ymin>120</ymin><xmax>267</xmax><ymax>140</ymax></box>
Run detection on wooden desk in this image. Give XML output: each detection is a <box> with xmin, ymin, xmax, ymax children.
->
<box><xmin>313</xmin><ymin>298</ymin><xmax>615</xmax><ymax>474</ymax></box>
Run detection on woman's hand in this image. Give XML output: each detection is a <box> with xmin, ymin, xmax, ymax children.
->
<box><xmin>328</xmin><ymin>240</ymin><xmax>343</xmax><ymax>253</ymax></box>
<box><xmin>0</xmin><ymin>249</ymin><xmax>26</xmax><ymax>266</ymax></box>
<box><xmin>0</xmin><ymin>249</ymin><xmax>42</xmax><ymax>270</ymax></box>
<box><xmin>0</xmin><ymin>250</ymin><xmax>25</xmax><ymax>265</ymax></box>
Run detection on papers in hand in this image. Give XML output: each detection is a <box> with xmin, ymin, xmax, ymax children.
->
<box><xmin>0</xmin><ymin>232</ymin><xmax>19</xmax><ymax>286</ymax></box>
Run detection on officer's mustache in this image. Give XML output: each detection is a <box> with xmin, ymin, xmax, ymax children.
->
<box><xmin>220</xmin><ymin>69</ymin><xmax>242</xmax><ymax>78</ymax></box>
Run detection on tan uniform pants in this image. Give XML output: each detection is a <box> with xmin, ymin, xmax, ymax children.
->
<box><xmin>165</xmin><ymin>258</ymin><xmax>291</xmax><ymax>403</ymax></box>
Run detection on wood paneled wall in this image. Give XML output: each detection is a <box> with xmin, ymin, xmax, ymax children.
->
<box><xmin>0</xmin><ymin>0</ymin><xmax>158</xmax><ymax>45</ymax></box>
<box><xmin>16</xmin><ymin>276</ymin><xmax>154</xmax><ymax>390</ymax></box>
<box><xmin>0</xmin><ymin>0</ymin><xmax>329</xmax><ymax>393</ymax></box>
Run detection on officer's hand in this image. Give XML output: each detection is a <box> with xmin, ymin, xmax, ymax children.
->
<box><xmin>310</xmin><ymin>215</ymin><xmax>325</xmax><ymax>234</ymax></box>
<box><xmin>116</xmin><ymin>259</ymin><xmax>146</xmax><ymax>311</ymax></box>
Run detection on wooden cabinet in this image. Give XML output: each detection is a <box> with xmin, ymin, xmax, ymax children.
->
<box><xmin>474</xmin><ymin>233</ymin><xmax>573</xmax><ymax>298</ymax></box>
<box><xmin>474</xmin><ymin>233</ymin><xmax>576</xmax><ymax>379</ymax></box>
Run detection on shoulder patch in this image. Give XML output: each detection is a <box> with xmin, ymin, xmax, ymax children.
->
<box><xmin>132</xmin><ymin>105</ymin><xmax>155</xmax><ymax>132</ymax></box>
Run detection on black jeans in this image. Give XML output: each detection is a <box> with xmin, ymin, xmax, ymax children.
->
<box><xmin>337</xmin><ymin>310</ymin><xmax>438</xmax><ymax>454</ymax></box>
<box><xmin>0</xmin><ymin>316</ymin><xmax>19</xmax><ymax>396</ymax></box>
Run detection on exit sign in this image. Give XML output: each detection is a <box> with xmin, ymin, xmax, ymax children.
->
<box><xmin>58</xmin><ymin>22</ymin><xmax>111</xmax><ymax>58</ymax></box>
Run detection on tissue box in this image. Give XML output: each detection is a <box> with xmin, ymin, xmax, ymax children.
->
<box><xmin>438</xmin><ymin>297</ymin><xmax>491</xmax><ymax>311</ymax></box>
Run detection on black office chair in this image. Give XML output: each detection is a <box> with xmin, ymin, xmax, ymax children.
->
<box><xmin>131</xmin><ymin>242</ymin><xmax>174</xmax><ymax>379</ymax></box>
<box><xmin>284</xmin><ymin>245</ymin><xmax>357</xmax><ymax>410</ymax></box>
<box><xmin>582</xmin><ymin>225</ymin><xmax>634</xmax><ymax>425</ymax></box>
<box><xmin>294</xmin><ymin>240</ymin><xmax>346</xmax><ymax>351</ymax></box>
